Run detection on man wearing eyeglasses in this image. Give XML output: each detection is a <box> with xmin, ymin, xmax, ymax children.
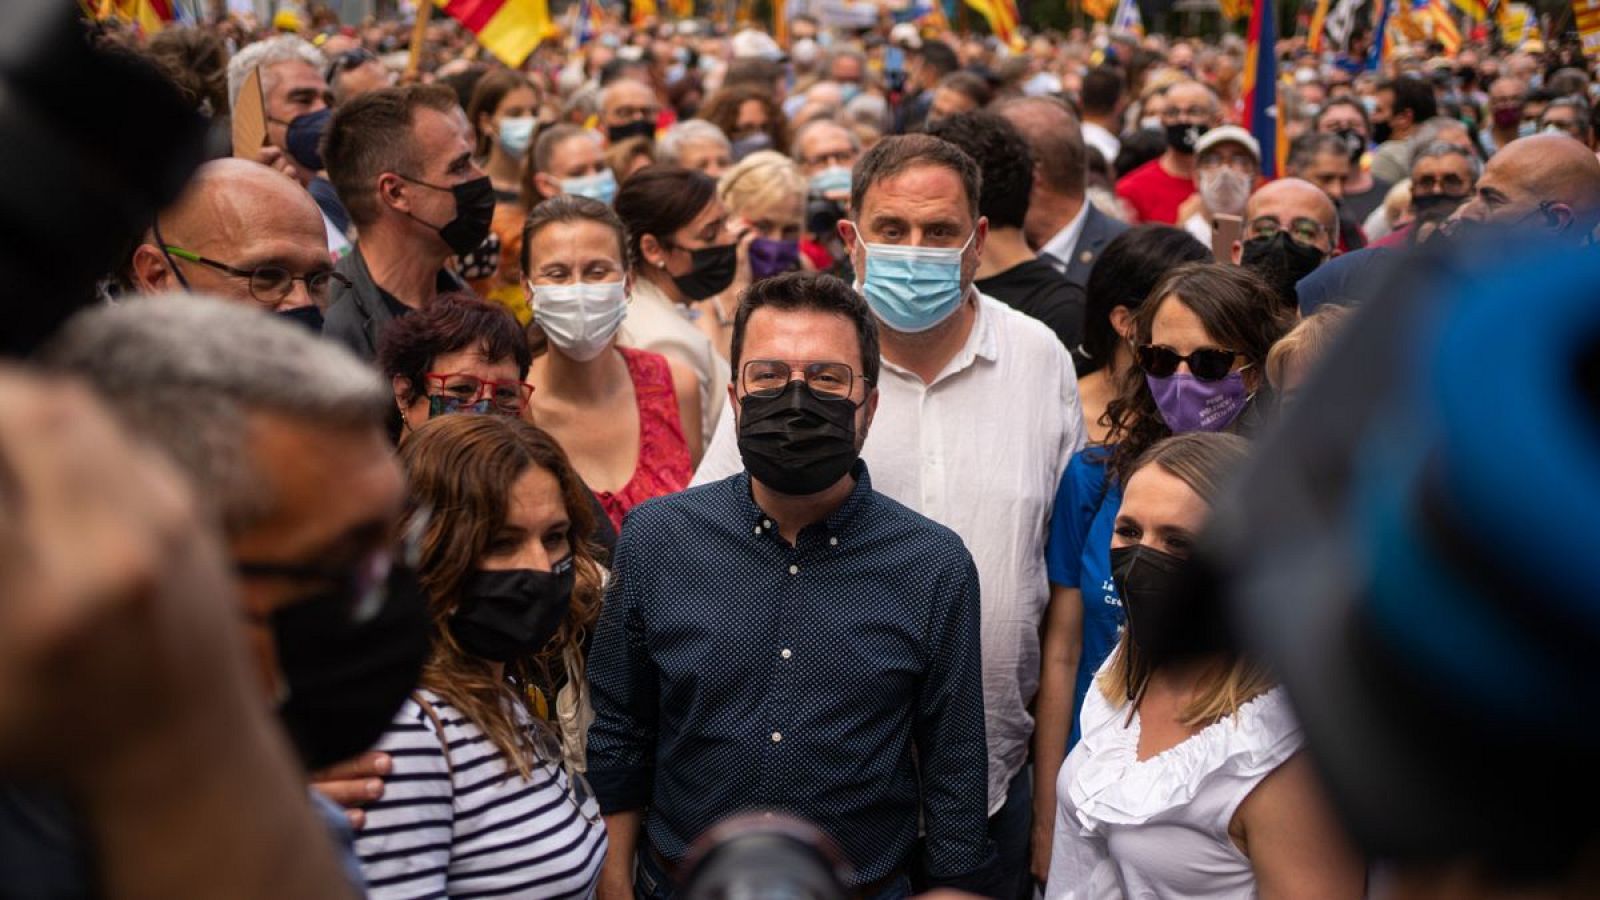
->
<box><xmin>1115</xmin><ymin>81</ymin><xmax>1225</xmax><ymax>225</ymax></box>
<box><xmin>588</xmin><ymin>272</ymin><xmax>998</xmax><ymax>900</ymax></box>
<box><xmin>692</xmin><ymin>136</ymin><xmax>1085</xmax><ymax>899</ymax></box>
<box><xmin>126</xmin><ymin>158</ymin><xmax>345</xmax><ymax>329</ymax></box>
<box><xmin>14</xmin><ymin>295</ymin><xmax>432</xmax><ymax>897</ymax></box>
<box><xmin>1234</xmin><ymin>177</ymin><xmax>1339</xmax><ymax>313</ymax></box>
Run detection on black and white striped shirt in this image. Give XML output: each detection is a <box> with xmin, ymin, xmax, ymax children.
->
<box><xmin>355</xmin><ymin>690</ymin><xmax>607</xmax><ymax>899</ymax></box>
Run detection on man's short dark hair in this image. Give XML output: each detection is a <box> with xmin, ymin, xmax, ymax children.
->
<box><xmin>1287</xmin><ymin>132</ymin><xmax>1348</xmax><ymax>173</ymax></box>
<box><xmin>995</xmin><ymin>95</ymin><xmax>1087</xmax><ymax>197</ymax></box>
<box><xmin>1081</xmin><ymin>66</ymin><xmax>1125</xmax><ymax>117</ymax></box>
<box><xmin>325</xmin><ymin>84</ymin><xmax>461</xmax><ymax>227</ymax></box>
<box><xmin>926</xmin><ymin>112</ymin><xmax>1032</xmax><ymax>230</ymax></box>
<box><xmin>1315</xmin><ymin>96</ymin><xmax>1371</xmax><ymax>132</ymax></box>
<box><xmin>917</xmin><ymin>41</ymin><xmax>959</xmax><ymax>79</ymax></box>
<box><xmin>1379</xmin><ymin>76</ymin><xmax>1438</xmax><ymax>124</ymax></box>
<box><xmin>730</xmin><ymin>272</ymin><xmax>880</xmax><ymax>389</ymax></box>
<box><xmin>850</xmin><ymin>134</ymin><xmax>981</xmax><ymax>223</ymax></box>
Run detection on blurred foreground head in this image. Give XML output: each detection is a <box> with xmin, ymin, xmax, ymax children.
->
<box><xmin>1207</xmin><ymin>230</ymin><xmax>1600</xmax><ymax>896</ymax></box>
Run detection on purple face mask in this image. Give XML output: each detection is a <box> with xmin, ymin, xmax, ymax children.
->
<box><xmin>1146</xmin><ymin>371</ymin><xmax>1250</xmax><ymax>433</ymax></box>
<box><xmin>749</xmin><ymin>237</ymin><xmax>800</xmax><ymax>281</ymax></box>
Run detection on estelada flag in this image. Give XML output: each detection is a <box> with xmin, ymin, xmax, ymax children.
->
<box><xmin>1242</xmin><ymin>0</ymin><xmax>1285</xmax><ymax>178</ymax></box>
<box><xmin>95</xmin><ymin>0</ymin><xmax>175</xmax><ymax>34</ymax></box>
<box><xmin>964</xmin><ymin>0</ymin><xmax>1024</xmax><ymax>50</ymax></box>
<box><xmin>437</xmin><ymin>0</ymin><xmax>558</xmax><ymax>67</ymax></box>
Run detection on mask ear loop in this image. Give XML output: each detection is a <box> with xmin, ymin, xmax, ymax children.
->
<box><xmin>149</xmin><ymin>217</ymin><xmax>192</xmax><ymax>292</ymax></box>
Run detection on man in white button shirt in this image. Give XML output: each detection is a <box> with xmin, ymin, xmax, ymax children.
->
<box><xmin>694</xmin><ymin>135</ymin><xmax>1086</xmax><ymax>898</ymax></box>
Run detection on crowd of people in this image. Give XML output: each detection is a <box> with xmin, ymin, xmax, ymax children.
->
<box><xmin>2</xmin><ymin>3</ymin><xmax>1599</xmax><ymax>899</ymax></box>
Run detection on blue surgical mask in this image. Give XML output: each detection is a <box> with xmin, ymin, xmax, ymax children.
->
<box><xmin>840</xmin><ymin>83</ymin><xmax>862</xmax><ymax>104</ymax></box>
<box><xmin>851</xmin><ymin>227</ymin><xmax>974</xmax><ymax>333</ymax></box>
<box><xmin>499</xmin><ymin>116</ymin><xmax>536</xmax><ymax>158</ymax></box>
<box><xmin>560</xmin><ymin>169</ymin><xmax>618</xmax><ymax>205</ymax></box>
<box><xmin>808</xmin><ymin>166</ymin><xmax>852</xmax><ymax>197</ymax></box>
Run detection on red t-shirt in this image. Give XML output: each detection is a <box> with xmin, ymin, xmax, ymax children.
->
<box><xmin>1115</xmin><ymin>158</ymin><xmax>1196</xmax><ymax>225</ymax></box>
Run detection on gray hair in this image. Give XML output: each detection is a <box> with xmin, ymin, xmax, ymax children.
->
<box><xmin>1410</xmin><ymin>139</ymin><xmax>1482</xmax><ymax>180</ymax></box>
<box><xmin>657</xmin><ymin>120</ymin><xmax>731</xmax><ymax>166</ymax></box>
<box><xmin>1408</xmin><ymin>116</ymin><xmax>1472</xmax><ymax>165</ymax></box>
<box><xmin>227</xmin><ymin>35</ymin><xmax>324</xmax><ymax>111</ymax></box>
<box><xmin>44</xmin><ymin>295</ymin><xmax>390</xmax><ymax>533</ymax></box>
<box><xmin>790</xmin><ymin>118</ymin><xmax>861</xmax><ymax>161</ymax></box>
<box><xmin>844</xmin><ymin>93</ymin><xmax>891</xmax><ymax>131</ymax></box>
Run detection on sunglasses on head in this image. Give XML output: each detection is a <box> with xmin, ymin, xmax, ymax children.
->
<box><xmin>1137</xmin><ymin>344</ymin><xmax>1241</xmax><ymax>381</ymax></box>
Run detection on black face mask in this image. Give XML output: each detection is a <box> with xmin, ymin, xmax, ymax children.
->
<box><xmin>1110</xmin><ymin>544</ymin><xmax>1227</xmax><ymax>673</ymax></box>
<box><xmin>669</xmin><ymin>242</ymin><xmax>739</xmax><ymax>300</ymax></box>
<box><xmin>1166</xmin><ymin>121</ymin><xmax>1205</xmax><ymax>155</ymax></box>
<box><xmin>1241</xmin><ymin>231</ymin><xmax>1326</xmax><ymax>311</ymax></box>
<box><xmin>737</xmin><ymin>380</ymin><xmax>861</xmax><ymax>496</ymax></box>
<box><xmin>1373</xmin><ymin>120</ymin><xmax>1394</xmax><ymax>145</ymax></box>
<box><xmin>277</xmin><ymin>305</ymin><xmax>324</xmax><ymax>332</ymax></box>
<box><xmin>1334</xmin><ymin>128</ymin><xmax>1366</xmax><ymax>164</ymax></box>
<box><xmin>607</xmin><ymin>120</ymin><xmax>656</xmax><ymax>144</ymax></box>
<box><xmin>1412</xmin><ymin>192</ymin><xmax>1466</xmax><ymax>222</ymax></box>
<box><xmin>401</xmin><ymin>174</ymin><xmax>497</xmax><ymax>257</ymax></box>
<box><xmin>285</xmin><ymin>108</ymin><xmax>332</xmax><ymax>172</ymax></box>
<box><xmin>271</xmin><ymin>565</ymin><xmax>431</xmax><ymax>771</ymax></box>
<box><xmin>448</xmin><ymin>559</ymin><xmax>574</xmax><ymax>663</ymax></box>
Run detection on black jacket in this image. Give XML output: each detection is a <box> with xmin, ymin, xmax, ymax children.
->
<box><xmin>322</xmin><ymin>245</ymin><xmax>466</xmax><ymax>362</ymax></box>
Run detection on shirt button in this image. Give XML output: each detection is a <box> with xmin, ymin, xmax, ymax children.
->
<box><xmin>780</xmin><ymin>648</ymin><xmax>792</xmax><ymax>659</ymax></box>
<box><xmin>771</xmin><ymin>731</ymin><xmax>783</xmax><ymax>743</ymax></box>
<box><xmin>829</xmin><ymin>536</ymin><xmax>839</xmax><ymax>547</ymax></box>
<box><xmin>763</xmin><ymin>519</ymin><xmax>772</xmax><ymax>529</ymax></box>
<box><xmin>788</xmin><ymin>564</ymin><xmax>799</xmax><ymax>575</ymax></box>
<box><xmin>753</xmin><ymin>525</ymin><xmax>761</xmax><ymax>535</ymax></box>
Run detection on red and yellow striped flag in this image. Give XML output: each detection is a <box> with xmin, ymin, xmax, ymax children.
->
<box><xmin>1217</xmin><ymin>0</ymin><xmax>1250</xmax><ymax>21</ymax></box>
<box><xmin>1576</xmin><ymin>0</ymin><xmax>1600</xmax><ymax>60</ymax></box>
<box><xmin>965</xmin><ymin>0</ymin><xmax>1024</xmax><ymax>50</ymax></box>
<box><xmin>1425</xmin><ymin>0</ymin><xmax>1461</xmax><ymax>53</ymax></box>
<box><xmin>631</xmin><ymin>0</ymin><xmax>658</xmax><ymax>27</ymax></box>
<box><xmin>1083</xmin><ymin>0</ymin><xmax>1116</xmax><ymax>22</ymax></box>
<box><xmin>437</xmin><ymin>0</ymin><xmax>558</xmax><ymax>67</ymax></box>
<box><xmin>1307</xmin><ymin>0</ymin><xmax>1333</xmax><ymax>51</ymax></box>
<box><xmin>95</xmin><ymin>0</ymin><xmax>174</xmax><ymax>34</ymax></box>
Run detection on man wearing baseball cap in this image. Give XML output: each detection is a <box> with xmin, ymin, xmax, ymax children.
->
<box><xmin>1183</xmin><ymin>124</ymin><xmax>1261</xmax><ymax>247</ymax></box>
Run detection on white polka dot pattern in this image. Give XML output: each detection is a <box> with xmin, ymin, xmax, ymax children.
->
<box><xmin>585</xmin><ymin>463</ymin><xmax>995</xmax><ymax>887</ymax></box>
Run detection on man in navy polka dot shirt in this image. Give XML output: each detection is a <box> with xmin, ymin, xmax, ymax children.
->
<box><xmin>587</xmin><ymin>272</ymin><xmax>999</xmax><ymax>900</ymax></box>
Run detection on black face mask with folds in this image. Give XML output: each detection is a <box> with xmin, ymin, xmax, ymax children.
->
<box><xmin>1111</xmin><ymin>544</ymin><xmax>1229</xmax><ymax>678</ymax></box>
<box><xmin>1241</xmin><ymin>231</ymin><xmax>1326</xmax><ymax>312</ymax></box>
<box><xmin>1166</xmin><ymin>121</ymin><xmax>1206</xmax><ymax>155</ymax></box>
<box><xmin>284</xmin><ymin>108</ymin><xmax>331</xmax><ymax>172</ymax></box>
<box><xmin>669</xmin><ymin>242</ymin><xmax>739</xmax><ymax>301</ymax></box>
<box><xmin>737</xmin><ymin>380</ymin><xmax>860</xmax><ymax>496</ymax></box>
<box><xmin>271</xmin><ymin>565</ymin><xmax>430</xmax><ymax>771</ymax></box>
<box><xmin>607</xmin><ymin>120</ymin><xmax>656</xmax><ymax>144</ymax></box>
<box><xmin>449</xmin><ymin>559</ymin><xmax>574</xmax><ymax>663</ymax></box>
<box><xmin>277</xmin><ymin>305</ymin><xmax>324</xmax><ymax>332</ymax></box>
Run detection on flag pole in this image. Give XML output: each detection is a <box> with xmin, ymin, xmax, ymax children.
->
<box><xmin>405</xmin><ymin>0</ymin><xmax>434</xmax><ymax>82</ymax></box>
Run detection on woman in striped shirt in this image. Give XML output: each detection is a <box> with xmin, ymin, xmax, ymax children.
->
<box><xmin>356</xmin><ymin>414</ymin><xmax>607</xmax><ymax>899</ymax></box>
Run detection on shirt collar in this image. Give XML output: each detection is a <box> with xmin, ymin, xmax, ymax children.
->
<box><xmin>879</xmin><ymin>288</ymin><xmax>1000</xmax><ymax>385</ymax></box>
<box><xmin>736</xmin><ymin>459</ymin><xmax>875</xmax><ymax>541</ymax></box>
<box><xmin>1041</xmin><ymin>202</ymin><xmax>1090</xmax><ymax>264</ymax></box>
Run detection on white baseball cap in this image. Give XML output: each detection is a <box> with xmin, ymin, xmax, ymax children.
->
<box><xmin>1194</xmin><ymin>124</ymin><xmax>1261</xmax><ymax>161</ymax></box>
<box><xmin>731</xmin><ymin>29</ymin><xmax>784</xmax><ymax>61</ymax></box>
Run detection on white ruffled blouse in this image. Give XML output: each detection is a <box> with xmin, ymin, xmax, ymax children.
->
<box><xmin>1043</xmin><ymin>678</ymin><xmax>1302</xmax><ymax>900</ymax></box>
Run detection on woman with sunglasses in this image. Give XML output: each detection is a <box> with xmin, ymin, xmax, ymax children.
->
<box><xmin>379</xmin><ymin>291</ymin><xmax>534</xmax><ymax>438</ymax></box>
<box><xmin>522</xmin><ymin>195</ymin><xmax>700</xmax><ymax>532</ymax></box>
<box><xmin>1032</xmin><ymin>262</ymin><xmax>1288</xmax><ymax>883</ymax></box>
<box><xmin>354</xmin><ymin>413</ymin><xmax>608</xmax><ymax>899</ymax></box>
<box><xmin>1043</xmin><ymin>432</ymin><xmax>1362</xmax><ymax>899</ymax></box>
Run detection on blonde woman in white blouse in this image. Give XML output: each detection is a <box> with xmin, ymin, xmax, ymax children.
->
<box><xmin>1045</xmin><ymin>433</ymin><xmax>1363</xmax><ymax>900</ymax></box>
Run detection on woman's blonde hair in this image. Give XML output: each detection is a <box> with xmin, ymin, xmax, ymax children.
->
<box><xmin>1265</xmin><ymin>303</ymin><xmax>1353</xmax><ymax>392</ymax></box>
<box><xmin>1097</xmin><ymin>432</ymin><xmax>1274</xmax><ymax>727</ymax></box>
<box><xmin>717</xmin><ymin>150</ymin><xmax>805</xmax><ymax>223</ymax></box>
<box><xmin>399</xmin><ymin>414</ymin><xmax>604</xmax><ymax>778</ymax></box>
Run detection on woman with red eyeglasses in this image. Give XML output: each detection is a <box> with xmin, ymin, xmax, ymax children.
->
<box><xmin>378</xmin><ymin>291</ymin><xmax>534</xmax><ymax>437</ymax></box>
<box><xmin>1031</xmin><ymin>262</ymin><xmax>1289</xmax><ymax>884</ymax></box>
